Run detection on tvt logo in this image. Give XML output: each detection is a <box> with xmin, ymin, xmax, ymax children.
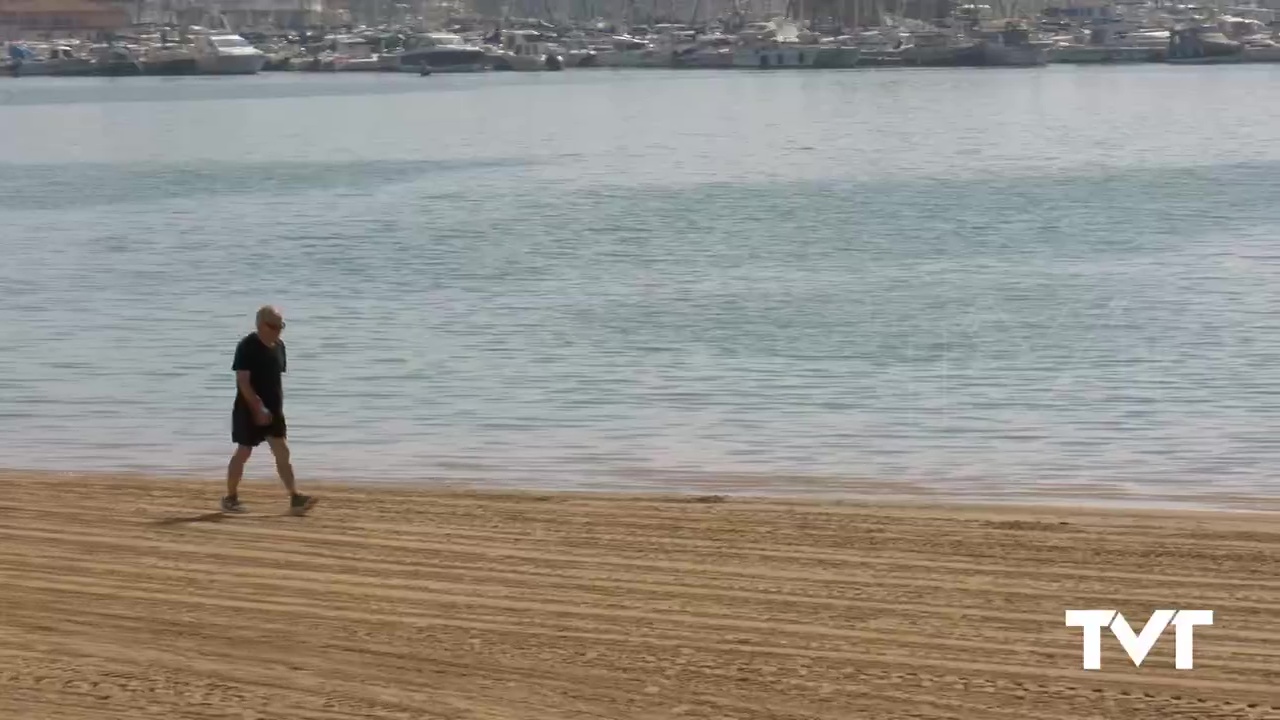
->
<box><xmin>1065</xmin><ymin>609</ymin><xmax>1214</xmax><ymax>670</ymax></box>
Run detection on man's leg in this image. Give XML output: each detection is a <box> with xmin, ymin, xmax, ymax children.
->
<box><xmin>265</xmin><ymin>435</ymin><xmax>297</xmax><ymax>495</ymax></box>
<box><xmin>267</xmin><ymin>436</ymin><xmax>316</xmax><ymax>515</ymax></box>
<box><xmin>224</xmin><ymin>445</ymin><xmax>253</xmax><ymax>512</ymax></box>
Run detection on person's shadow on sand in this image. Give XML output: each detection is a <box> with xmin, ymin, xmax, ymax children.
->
<box><xmin>150</xmin><ymin>512</ymin><xmax>229</xmax><ymax>526</ymax></box>
<box><xmin>150</xmin><ymin>510</ymin><xmax>310</xmax><ymax>526</ymax></box>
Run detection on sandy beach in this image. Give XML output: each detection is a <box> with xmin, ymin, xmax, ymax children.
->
<box><xmin>1</xmin><ymin>471</ymin><xmax>1277</xmax><ymax>719</ymax></box>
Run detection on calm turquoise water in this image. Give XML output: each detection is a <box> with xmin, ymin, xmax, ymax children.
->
<box><xmin>2</xmin><ymin>67</ymin><xmax>1279</xmax><ymax>500</ymax></box>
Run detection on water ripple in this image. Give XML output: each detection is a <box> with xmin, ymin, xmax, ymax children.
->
<box><xmin>2</xmin><ymin>69</ymin><xmax>1279</xmax><ymax>500</ymax></box>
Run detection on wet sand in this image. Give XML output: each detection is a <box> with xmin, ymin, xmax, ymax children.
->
<box><xmin>1</xmin><ymin>471</ymin><xmax>1278</xmax><ymax>719</ymax></box>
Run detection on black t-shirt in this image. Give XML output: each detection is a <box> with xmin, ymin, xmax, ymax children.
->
<box><xmin>232</xmin><ymin>332</ymin><xmax>286</xmax><ymax>412</ymax></box>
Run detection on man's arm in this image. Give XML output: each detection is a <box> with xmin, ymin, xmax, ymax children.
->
<box><xmin>232</xmin><ymin>340</ymin><xmax>271</xmax><ymax>423</ymax></box>
<box><xmin>236</xmin><ymin>371</ymin><xmax>267</xmax><ymax>413</ymax></box>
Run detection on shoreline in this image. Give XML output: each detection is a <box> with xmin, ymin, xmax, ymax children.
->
<box><xmin>5</xmin><ymin>467</ymin><xmax>1280</xmax><ymax>515</ymax></box>
<box><xmin>2</xmin><ymin>470</ymin><xmax>1278</xmax><ymax>718</ymax></box>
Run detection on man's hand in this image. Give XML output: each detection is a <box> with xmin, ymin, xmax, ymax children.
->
<box><xmin>253</xmin><ymin>405</ymin><xmax>273</xmax><ymax>426</ymax></box>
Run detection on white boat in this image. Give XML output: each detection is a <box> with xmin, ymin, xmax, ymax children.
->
<box><xmin>393</xmin><ymin>32</ymin><xmax>487</xmax><ymax>73</ymax></box>
<box><xmin>192</xmin><ymin>33</ymin><xmax>267</xmax><ymax>74</ymax></box>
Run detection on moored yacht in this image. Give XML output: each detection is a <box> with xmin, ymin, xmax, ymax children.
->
<box><xmin>191</xmin><ymin>32</ymin><xmax>268</xmax><ymax>74</ymax></box>
<box><xmin>393</xmin><ymin>32</ymin><xmax>488</xmax><ymax>73</ymax></box>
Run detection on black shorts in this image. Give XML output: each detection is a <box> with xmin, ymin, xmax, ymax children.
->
<box><xmin>232</xmin><ymin>408</ymin><xmax>286</xmax><ymax>447</ymax></box>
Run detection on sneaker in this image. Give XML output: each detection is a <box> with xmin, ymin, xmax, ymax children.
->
<box><xmin>220</xmin><ymin>496</ymin><xmax>247</xmax><ymax>513</ymax></box>
<box><xmin>289</xmin><ymin>493</ymin><xmax>318</xmax><ymax>516</ymax></box>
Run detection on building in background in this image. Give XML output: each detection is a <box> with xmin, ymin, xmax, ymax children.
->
<box><xmin>0</xmin><ymin>0</ymin><xmax>130</xmax><ymax>35</ymax></box>
<box><xmin>207</xmin><ymin>0</ymin><xmax>325</xmax><ymax>28</ymax></box>
<box><xmin>132</xmin><ymin>0</ymin><xmax>327</xmax><ymax>28</ymax></box>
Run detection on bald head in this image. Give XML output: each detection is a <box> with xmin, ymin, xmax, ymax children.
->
<box><xmin>255</xmin><ymin>305</ymin><xmax>285</xmax><ymax>344</ymax></box>
<box><xmin>256</xmin><ymin>305</ymin><xmax>283</xmax><ymax>325</ymax></box>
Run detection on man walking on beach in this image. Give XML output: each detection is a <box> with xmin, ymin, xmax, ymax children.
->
<box><xmin>222</xmin><ymin>305</ymin><xmax>317</xmax><ymax>516</ymax></box>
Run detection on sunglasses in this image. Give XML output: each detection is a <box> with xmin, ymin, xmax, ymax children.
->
<box><xmin>264</xmin><ymin>321</ymin><xmax>285</xmax><ymax>331</ymax></box>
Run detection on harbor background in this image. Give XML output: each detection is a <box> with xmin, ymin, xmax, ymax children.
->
<box><xmin>2</xmin><ymin>65</ymin><xmax>1279</xmax><ymax>505</ymax></box>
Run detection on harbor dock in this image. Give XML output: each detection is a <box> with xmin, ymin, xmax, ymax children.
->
<box><xmin>4</xmin><ymin>1</ymin><xmax>1279</xmax><ymax>76</ymax></box>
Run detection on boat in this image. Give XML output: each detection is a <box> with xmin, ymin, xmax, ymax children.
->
<box><xmin>732</xmin><ymin>42</ymin><xmax>822</xmax><ymax>68</ymax></box>
<box><xmin>392</xmin><ymin>32</ymin><xmax>488</xmax><ymax>73</ymax></box>
<box><xmin>314</xmin><ymin>35</ymin><xmax>381</xmax><ymax>71</ymax></box>
<box><xmin>1048</xmin><ymin>26</ymin><xmax>1166</xmax><ymax>63</ymax></box>
<box><xmin>970</xmin><ymin>24</ymin><xmax>1049</xmax><ymax>66</ymax></box>
<box><xmin>249</xmin><ymin>35</ymin><xmax>303</xmax><ymax>71</ymax></box>
<box><xmin>90</xmin><ymin>43</ymin><xmax>144</xmax><ymax>76</ymax></box>
<box><xmin>191</xmin><ymin>32</ymin><xmax>268</xmax><ymax>74</ymax></box>
<box><xmin>731</xmin><ymin>20</ymin><xmax>824</xmax><ymax>68</ymax></box>
<box><xmin>1221</xmin><ymin>18</ymin><xmax>1280</xmax><ymax>63</ymax></box>
<box><xmin>489</xmin><ymin>30</ymin><xmax>563</xmax><ymax>71</ymax></box>
<box><xmin>899</xmin><ymin>23</ymin><xmax>1047</xmax><ymax>67</ymax></box>
<box><xmin>592</xmin><ymin>35</ymin><xmax>670</xmax><ymax>68</ymax></box>
<box><xmin>672</xmin><ymin>33</ymin><xmax>737</xmax><ymax>68</ymax></box>
<box><xmin>5</xmin><ymin>42</ymin><xmax>95</xmax><ymax>76</ymax></box>
<box><xmin>842</xmin><ymin>30</ymin><xmax>904</xmax><ymax>66</ymax></box>
<box><xmin>812</xmin><ymin>43</ymin><xmax>862</xmax><ymax>68</ymax></box>
<box><xmin>1166</xmin><ymin>25</ymin><xmax>1244</xmax><ymax>64</ymax></box>
<box><xmin>140</xmin><ymin>43</ymin><xmax>199</xmax><ymax>75</ymax></box>
<box><xmin>548</xmin><ymin>32</ymin><xmax>600</xmax><ymax>67</ymax></box>
<box><xmin>898</xmin><ymin>30</ymin><xmax>981</xmax><ymax>66</ymax></box>
<box><xmin>1243</xmin><ymin>40</ymin><xmax>1280</xmax><ymax>62</ymax></box>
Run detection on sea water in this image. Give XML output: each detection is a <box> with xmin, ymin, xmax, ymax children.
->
<box><xmin>2</xmin><ymin>66</ymin><xmax>1278</xmax><ymax>501</ymax></box>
